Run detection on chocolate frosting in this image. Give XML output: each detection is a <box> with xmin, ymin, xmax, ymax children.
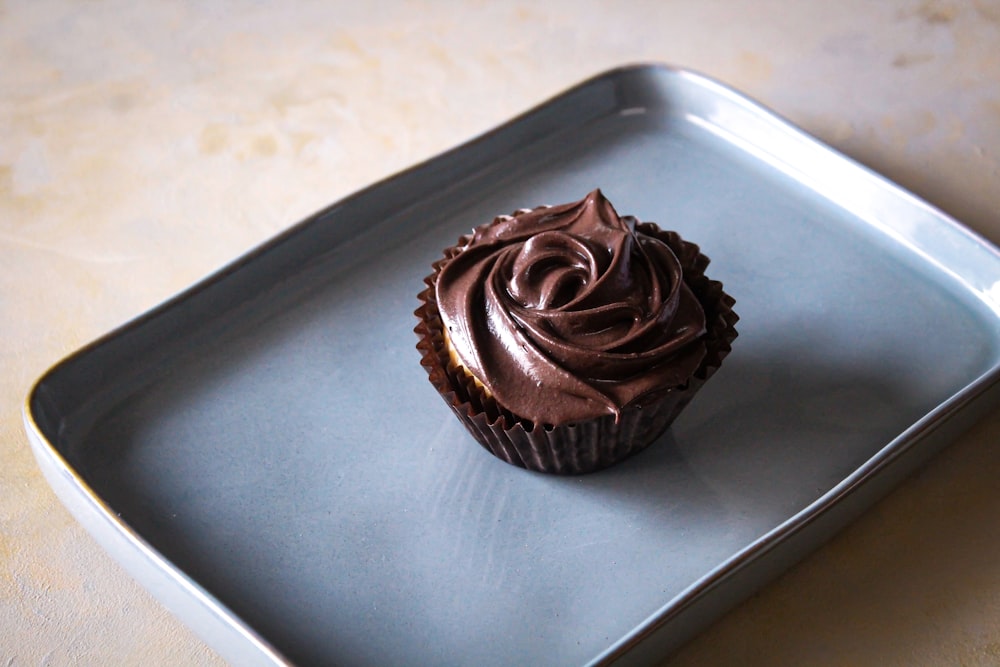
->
<box><xmin>435</xmin><ymin>190</ymin><xmax>707</xmax><ymax>426</ymax></box>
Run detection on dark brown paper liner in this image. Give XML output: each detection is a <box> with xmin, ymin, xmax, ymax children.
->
<box><xmin>414</xmin><ymin>221</ymin><xmax>738</xmax><ymax>475</ymax></box>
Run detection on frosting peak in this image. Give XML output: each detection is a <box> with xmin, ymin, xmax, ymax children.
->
<box><xmin>435</xmin><ymin>190</ymin><xmax>707</xmax><ymax>426</ymax></box>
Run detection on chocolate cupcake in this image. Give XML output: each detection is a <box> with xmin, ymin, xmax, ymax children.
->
<box><xmin>415</xmin><ymin>190</ymin><xmax>737</xmax><ymax>474</ymax></box>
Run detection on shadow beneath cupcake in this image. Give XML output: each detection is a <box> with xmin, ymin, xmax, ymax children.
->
<box><xmin>549</xmin><ymin>343</ymin><xmax>946</xmax><ymax>527</ymax></box>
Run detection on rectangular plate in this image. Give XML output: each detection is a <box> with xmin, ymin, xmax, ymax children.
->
<box><xmin>25</xmin><ymin>64</ymin><xmax>1000</xmax><ymax>666</ymax></box>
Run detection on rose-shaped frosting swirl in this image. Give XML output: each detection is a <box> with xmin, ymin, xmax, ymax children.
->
<box><xmin>435</xmin><ymin>190</ymin><xmax>707</xmax><ymax>425</ymax></box>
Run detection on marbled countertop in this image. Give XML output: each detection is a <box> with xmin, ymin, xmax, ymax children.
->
<box><xmin>3</xmin><ymin>1</ymin><xmax>999</xmax><ymax>664</ymax></box>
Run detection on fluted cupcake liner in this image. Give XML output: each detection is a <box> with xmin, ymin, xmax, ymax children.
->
<box><xmin>415</xmin><ymin>221</ymin><xmax>738</xmax><ymax>475</ymax></box>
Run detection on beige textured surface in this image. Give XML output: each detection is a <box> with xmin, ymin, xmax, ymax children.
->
<box><xmin>2</xmin><ymin>1</ymin><xmax>998</xmax><ymax>664</ymax></box>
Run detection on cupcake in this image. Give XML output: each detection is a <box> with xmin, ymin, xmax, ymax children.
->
<box><xmin>415</xmin><ymin>190</ymin><xmax>737</xmax><ymax>474</ymax></box>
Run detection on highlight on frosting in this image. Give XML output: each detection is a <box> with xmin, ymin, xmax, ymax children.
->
<box><xmin>434</xmin><ymin>189</ymin><xmax>708</xmax><ymax>425</ymax></box>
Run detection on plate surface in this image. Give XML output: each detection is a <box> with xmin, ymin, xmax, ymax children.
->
<box><xmin>25</xmin><ymin>65</ymin><xmax>1000</xmax><ymax>666</ymax></box>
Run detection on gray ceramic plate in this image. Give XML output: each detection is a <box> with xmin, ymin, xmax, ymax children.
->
<box><xmin>24</xmin><ymin>65</ymin><xmax>1000</xmax><ymax>666</ymax></box>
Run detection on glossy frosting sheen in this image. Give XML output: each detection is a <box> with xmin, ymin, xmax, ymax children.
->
<box><xmin>436</xmin><ymin>190</ymin><xmax>707</xmax><ymax>425</ymax></box>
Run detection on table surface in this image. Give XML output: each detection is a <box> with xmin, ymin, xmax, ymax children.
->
<box><xmin>3</xmin><ymin>1</ymin><xmax>999</xmax><ymax>665</ymax></box>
